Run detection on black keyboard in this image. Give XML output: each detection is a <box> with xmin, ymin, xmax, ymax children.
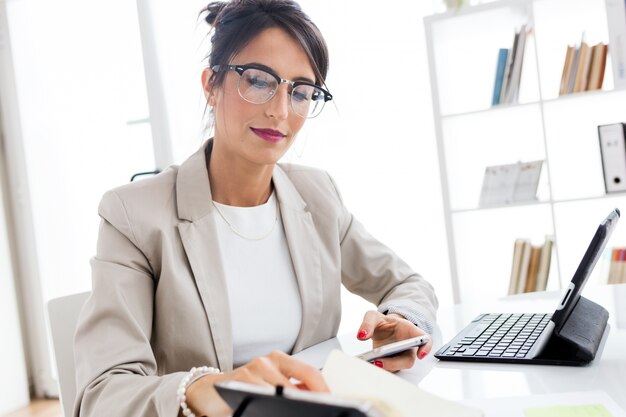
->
<box><xmin>437</xmin><ymin>313</ymin><xmax>552</xmax><ymax>359</ymax></box>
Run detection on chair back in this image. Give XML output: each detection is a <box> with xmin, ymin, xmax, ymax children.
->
<box><xmin>47</xmin><ymin>291</ymin><xmax>90</xmax><ymax>417</ymax></box>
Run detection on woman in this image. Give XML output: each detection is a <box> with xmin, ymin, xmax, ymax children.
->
<box><xmin>73</xmin><ymin>1</ymin><xmax>438</xmax><ymax>416</ymax></box>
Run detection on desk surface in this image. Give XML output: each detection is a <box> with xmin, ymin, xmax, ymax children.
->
<box><xmin>296</xmin><ymin>283</ymin><xmax>626</xmax><ymax>413</ymax></box>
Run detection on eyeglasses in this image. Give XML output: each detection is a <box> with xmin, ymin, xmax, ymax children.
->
<box><xmin>211</xmin><ymin>64</ymin><xmax>333</xmax><ymax>119</ymax></box>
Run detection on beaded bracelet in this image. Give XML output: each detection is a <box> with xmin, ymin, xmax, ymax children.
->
<box><xmin>177</xmin><ymin>366</ymin><xmax>221</xmax><ymax>417</ymax></box>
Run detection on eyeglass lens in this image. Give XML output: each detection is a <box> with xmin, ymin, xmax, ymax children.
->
<box><xmin>238</xmin><ymin>67</ymin><xmax>326</xmax><ymax>118</ymax></box>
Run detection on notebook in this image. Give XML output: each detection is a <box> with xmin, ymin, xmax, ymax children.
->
<box><xmin>435</xmin><ymin>209</ymin><xmax>619</xmax><ymax>366</ymax></box>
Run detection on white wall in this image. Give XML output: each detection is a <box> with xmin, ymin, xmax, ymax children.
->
<box><xmin>1</xmin><ymin>0</ymin><xmax>454</xmax><ymax>397</ymax></box>
<box><xmin>0</xmin><ymin>1</ymin><xmax>31</xmax><ymax>411</ymax></box>
<box><xmin>293</xmin><ymin>1</ymin><xmax>452</xmax><ymax>332</ymax></box>
<box><xmin>0</xmin><ymin>167</ymin><xmax>29</xmax><ymax>414</ymax></box>
<box><xmin>147</xmin><ymin>0</ymin><xmax>453</xmax><ymax>335</ymax></box>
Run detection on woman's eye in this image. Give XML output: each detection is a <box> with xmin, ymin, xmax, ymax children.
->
<box><xmin>246</xmin><ymin>75</ymin><xmax>270</xmax><ymax>89</ymax></box>
<box><xmin>292</xmin><ymin>90</ymin><xmax>310</xmax><ymax>102</ymax></box>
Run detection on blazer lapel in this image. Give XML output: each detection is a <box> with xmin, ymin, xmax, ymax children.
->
<box><xmin>176</xmin><ymin>142</ymin><xmax>234</xmax><ymax>371</ymax></box>
<box><xmin>273</xmin><ymin>166</ymin><xmax>323</xmax><ymax>353</ymax></box>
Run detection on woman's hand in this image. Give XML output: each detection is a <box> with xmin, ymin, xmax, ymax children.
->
<box><xmin>356</xmin><ymin>310</ymin><xmax>433</xmax><ymax>372</ymax></box>
<box><xmin>184</xmin><ymin>351</ymin><xmax>329</xmax><ymax>417</ymax></box>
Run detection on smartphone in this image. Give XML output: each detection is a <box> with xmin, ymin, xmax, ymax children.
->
<box><xmin>356</xmin><ymin>335</ymin><xmax>430</xmax><ymax>362</ymax></box>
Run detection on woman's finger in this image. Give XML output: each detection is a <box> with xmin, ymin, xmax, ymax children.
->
<box><xmin>357</xmin><ymin>310</ymin><xmax>387</xmax><ymax>340</ymax></box>
<box><xmin>246</xmin><ymin>355</ymin><xmax>300</xmax><ymax>389</ymax></box>
<box><xmin>374</xmin><ymin>349</ymin><xmax>417</xmax><ymax>372</ymax></box>
<box><xmin>268</xmin><ymin>351</ymin><xmax>329</xmax><ymax>392</ymax></box>
<box><xmin>416</xmin><ymin>336</ymin><xmax>433</xmax><ymax>360</ymax></box>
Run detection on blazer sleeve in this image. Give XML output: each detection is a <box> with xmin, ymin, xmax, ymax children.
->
<box><xmin>73</xmin><ymin>190</ymin><xmax>183</xmax><ymax>417</ymax></box>
<box><xmin>328</xmin><ymin>174</ymin><xmax>438</xmax><ymax>334</ymax></box>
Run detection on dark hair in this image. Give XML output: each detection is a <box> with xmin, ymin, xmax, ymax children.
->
<box><xmin>200</xmin><ymin>0</ymin><xmax>329</xmax><ymax>88</ymax></box>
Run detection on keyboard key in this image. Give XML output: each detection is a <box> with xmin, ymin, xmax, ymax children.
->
<box><xmin>462</xmin><ymin>348</ymin><xmax>479</xmax><ymax>356</ymax></box>
<box><xmin>465</xmin><ymin>323</ymin><xmax>491</xmax><ymax>338</ymax></box>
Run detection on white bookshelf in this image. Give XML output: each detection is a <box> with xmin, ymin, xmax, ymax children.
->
<box><xmin>424</xmin><ymin>0</ymin><xmax>626</xmax><ymax>304</ymax></box>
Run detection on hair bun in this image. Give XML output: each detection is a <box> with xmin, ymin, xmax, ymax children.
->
<box><xmin>202</xmin><ymin>1</ymin><xmax>228</xmax><ymax>27</ymax></box>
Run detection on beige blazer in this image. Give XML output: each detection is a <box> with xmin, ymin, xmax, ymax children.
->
<box><xmin>73</xmin><ymin>141</ymin><xmax>438</xmax><ymax>417</ymax></box>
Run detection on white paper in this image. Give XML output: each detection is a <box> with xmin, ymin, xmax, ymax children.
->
<box><xmin>466</xmin><ymin>390</ymin><xmax>626</xmax><ymax>417</ymax></box>
<box><xmin>322</xmin><ymin>350</ymin><xmax>484</xmax><ymax>417</ymax></box>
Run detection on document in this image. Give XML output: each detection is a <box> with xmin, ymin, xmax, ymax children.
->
<box><xmin>322</xmin><ymin>350</ymin><xmax>484</xmax><ymax>417</ymax></box>
<box><xmin>525</xmin><ymin>404</ymin><xmax>613</xmax><ymax>417</ymax></box>
<box><xmin>466</xmin><ymin>390</ymin><xmax>626</xmax><ymax>417</ymax></box>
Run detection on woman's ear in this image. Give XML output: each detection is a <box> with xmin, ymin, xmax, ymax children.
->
<box><xmin>201</xmin><ymin>67</ymin><xmax>216</xmax><ymax>106</ymax></box>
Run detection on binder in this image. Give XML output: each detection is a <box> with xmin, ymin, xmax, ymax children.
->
<box><xmin>598</xmin><ymin>123</ymin><xmax>626</xmax><ymax>193</ymax></box>
<box><xmin>215</xmin><ymin>381</ymin><xmax>385</xmax><ymax>417</ymax></box>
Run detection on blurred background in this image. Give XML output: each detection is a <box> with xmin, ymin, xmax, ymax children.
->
<box><xmin>0</xmin><ymin>0</ymin><xmax>449</xmax><ymax>412</ymax></box>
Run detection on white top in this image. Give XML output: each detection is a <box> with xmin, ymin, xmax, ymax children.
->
<box><xmin>213</xmin><ymin>192</ymin><xmax>302</xmax><ymax>367</ymax></box>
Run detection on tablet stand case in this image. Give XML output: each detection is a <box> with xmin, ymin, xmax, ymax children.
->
<box><xmin>536</xmin><ymin>295</ymin><xmax>609</xmax><ymax>365</ymax></box>
<box><xmin>216</xmin><ymin>384</ymin><xmax>372</xmax><ymax>417</ymax></box>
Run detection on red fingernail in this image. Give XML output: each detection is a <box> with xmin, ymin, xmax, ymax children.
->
<box><xmin>374</xmin><ymin>360</ymin><xmax>384</xmax><ymax>368</ymax></box>
<box><xmin>419</xmin><ymin>351</ymin><xmax>428</xmax><ymax>360</ymax></box>
<box><xmin>357</xmin><ymin>330</ymin><xmax>368</xmax><ymax>339</ymax></box>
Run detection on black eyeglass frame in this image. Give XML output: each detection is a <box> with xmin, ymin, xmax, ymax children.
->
<box><xmin>211</xmin><ymin>64</ymin><xmax>333</xmax><ymax>108</ymax></box>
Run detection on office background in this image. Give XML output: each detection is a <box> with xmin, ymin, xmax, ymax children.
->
<box><xmin>4</xmin><ymin>0</ymin><xmax>606</xmax><ymax>414</ymax></box>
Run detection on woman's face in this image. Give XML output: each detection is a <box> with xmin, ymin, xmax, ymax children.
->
<box><xmin>204</xmin><ymin>27</ymin><xmax>316</xmax><ymax>167</ymax></box>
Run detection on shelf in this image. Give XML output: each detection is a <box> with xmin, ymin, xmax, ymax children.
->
<box><xmin>440</xmin><ymin>87</ymin><xmax>626</xmax><ymax>120</ymax></box>
<box><xmin>425</xmin><ymin>0</ymin><xmax>626</xmax><ymax>304</ymax></box>
<box><xmin>450</xmin><ymin>193</ymin><xmax>626</xmax><ymax>214</ymax></box>
<box><xmin>424</xmin><ymin>0</ymin><xmax>531</xmax><ymax>23</ymax></box>
<box><xmin>440</xmin><ymin>100</ymin><xmax>541</xmax><ymax>120</ymax></box>
<box><xmin>451</xmin><ymin>199</ymin><xmax>549</xmax><ymax>214</ymax></box>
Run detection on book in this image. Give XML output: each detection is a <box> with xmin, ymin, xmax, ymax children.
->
<box><xmin>492</xmin><ymin>48</ymin><xmax>509</xmax><ymax>106</ymax></box>
<box><xmin>573</xmin><ymin>41</ymin><xmax>591</xmax><ymax>92</ymax></box>
<box><xmin>479</xmin><ymin>160</ymin><xmax>543</xmax><ymax>207</ymax></box>
<box><xmin>615</xmin><ymin>248</ymin><xmax>626</xmax><ymax>284</ymax></box>
<box><xmin>500</xmin><ymin>29</ymin><xmax>520</xmax><ymax>104</ymax></box>
<box><xmin>524</xmin><ymin>245</ymin><xmax>542</xmax><ymax>293</ymax></box>
<box><xmin>609</xmin><ymin>248</ymin><xmax>626</xmax><ymax>284</ymax></box>
<box><xmin>607</xmin><ymin>247</ymin><xmax>621</xmax><ymax>284</ymax></box>
<box><xmin>535</xmin><ymin>236</ymin><xmax>553</xmax><ymax>291</ymax></box>
<box><xmin>559</xmin><ymin>45</ymin><xmax>575</xmax><ymax>96</ymax></box>
<box><xmin>566</xmin><ymin>39</ymin><xmax>583</xmax><ymax>94</ymax></box>
<box><xmin>478</xmin><ymin>164</ymin><xmax>519</xmax><ymax>206</ymax></box>
<box><xmin>323</xmin><ymin>350</ymin><xmax>484</xmax><ymax>417</ymax></box>
<box><xmin>504</xmin><ymin>24</ymin><xmax>528</xmax><ymax>104</ymax></box>
<box><xmin>217</xmin><ymin>350</ymin><xmax>486</xmax><ymax>417</ymax></box>
<box><xmin>508</xmin><ymin>239</ymin><xmax>528</xmax><ymax>295</ymax></box>
<box><xmin>516</xmin><ymin>240</ymin><xmax>532</xmax><ymax>294</ymax></box>
<box><xmin>511</xmin><ymin>160</ymin><xmax>543</xmax><ymax>202</ymax></box>
<box><xmin>606</xmin><ymin>0</ymin><xmax>626</xmax><ymax>89</ymax></box>
<box><xmin>587</xmin><ymin>43</ymin><xmax>608</xmax><ymax>91</ymax></box>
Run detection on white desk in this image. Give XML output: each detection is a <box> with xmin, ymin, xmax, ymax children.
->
<box><xmin>296</xmin><ymin>284</ymin><xmax>626</xmax><ymax>413</ymax></box>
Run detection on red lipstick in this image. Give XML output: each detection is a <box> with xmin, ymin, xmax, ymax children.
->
<box><xmin>250</xmin><ymin>127</ymin><xmax>286</xmax><ymax>143</ymax></box>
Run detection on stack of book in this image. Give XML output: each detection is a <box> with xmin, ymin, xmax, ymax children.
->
<box><xmin>492</xmin><ymin>24</ymin><xmax>530</xmax><ymax>106</ymax></box>
<box><xmin>607</xmin><ymin>247</ymin><xmax>626</xmax><ymax>284</ymax></box>
<box><xmin>559</xmin><ymin>35</ymin><xmax>608</xmax><ymax>96</ymax></box>
<box><xmin>508</xmin><ymin>236</ymin><xmax>554</xmax><ymax>295</ymax></box>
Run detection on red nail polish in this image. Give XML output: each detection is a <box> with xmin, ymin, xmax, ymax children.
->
<box><xmin>357</xmin><ymin>330</ymin><xmax>367</xmax><ymax>339</ymax></box>
<box><xmin>419</xmin><ymin>351</ymin><xmax>427</xmax><ymax>360</ymax></box>
<box><xmin>374</xmin><ymin>360</ymin><xmax>384</xmax><ymax>368</ymax></box>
